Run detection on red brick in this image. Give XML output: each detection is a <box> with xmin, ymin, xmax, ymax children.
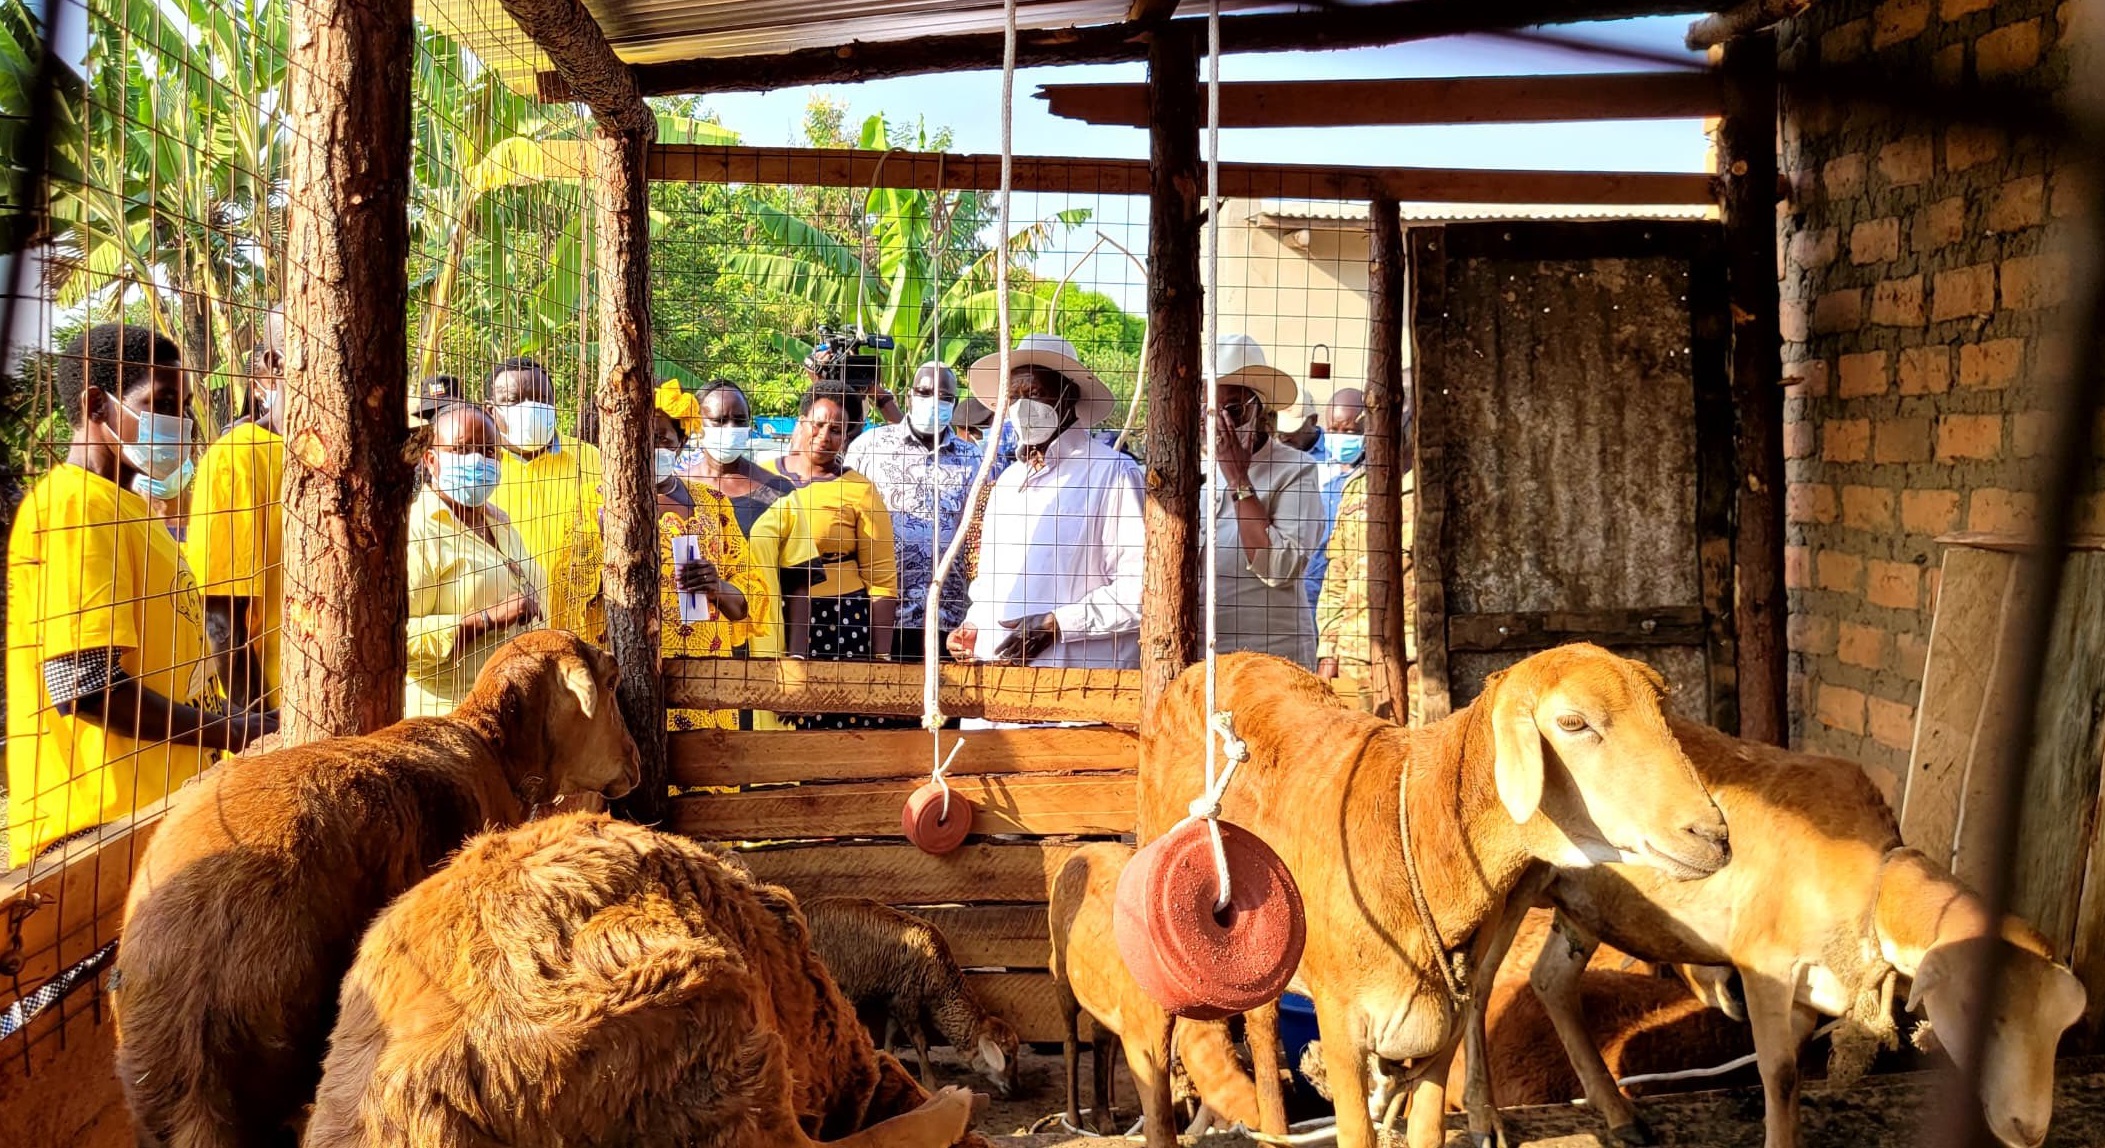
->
<box><xmin>1873</xmin><ymin>0</ymin><xmax>1931</xmax><ymax>45</ymax></box>
<box><xmin>1838</xmin><ymin>622</ymin><xmax>1887</xmax><ymax>669</ymax></box>
<box><xmin>1944</xmin><ymin>124</ymin><xmax>2003</xmax><ymax>173</ymax></box>
<box><xmin>1867</xmin><ymin>560</ymin><xmax>1921</xmax><ymax>609</ymax></box>
<box><xmin>1781</xmin><ymin>298</ymin><xmax>1810</xmax><ymax>343</ymax></box>
<box><xmin>1878</xmin><ymin>136</ymin><xmax>1934</xmax><ymax>186</ymax></box>
<box><xmin>1941</xmin><ymin>0</ymin><xmax>1994</xmax><ymax>15</ymax></box>
<box><xmin>1932</xmin><ymin>42</ymin><xmax>1966</xmax><ymax>86</ymax></box>
<box><xmin>1870</xmin><ymin>276</ymin><xmax>1924</xmax><ymax>327</ymax></box>
<box><xmin>1841</xmin><ymin>485</ymin><xmax>1895</xmax><ymax>530</ymax></box>
<box><xmin>1873</xmin><ymin>416</ymin><xmax>1931</xmax><ymax>463</ymax></box>
<box><xmin>2013</xmin><ymin>410</ymin><xmax>2052</xmax><ymax>458</ymax></box>
<box><xmin>1787</xmin><ymin>482</ymin><xmax>1838</xmax><ymax>524</ymax></box>
<box><xmin>1970</xmin><ymin>489</ymin><xmax>2037</xmax><ymax>534</ymax></box>
<box><xmin>1978</xmin><ymin>20</ymin><xmax>2042</xmax><ymax>79</ymax></box>
<box><xmin>1789</xmin><ymin>613</ymin><xmax>1838</xmax><ymax>656</ymax></box>
<box><xmin>1867</xmin><ymin>695</ymin><xmax>1916</xmax><ymax>751</ymax></box>
<box><xmin>1786</xmin><ymin>545</ymin><xmax>1811</xmax><ymax>589</ymax></box>
<box><xmin>1789</xmin><ymin>227</ymin><xmax>1838</xmax><ymax>270</ymax></box>
<box><xmin>1902</xmin><ymin>488</ymin><xmax>1961</xmax><ymax>534</ymax></box>
<box><xmin>1838</xmin><ymin>351</ymin><xmax>1889</xmax><ymax>397</ymax></box>
<box><xmin>1826</xmin><ymin>418</ymin><xmax>1871</xmax><ymax>462</ymax></box>
<box><xmin>1824</xmin><ymin>153</ymin><xmax>1867</xmax><ymax>198</ymax></box>
<box><xmin>1898</xmin><ymin>346</ymin><xmax>1950</xmax><ymax>394</ymax></box>
<box><xmin>1785</xmin><ymin>358</ymin><xmax>1830</xmax><ymax>396</ymax></box>
<box><xmin>1819</xmin><ymin>551</ymin><xmax>1865</xmax><ymax>593</ymax></box>
<box><xmin>1822</xmin><ymin>19</ymin><xmax>1871</xmax><ymax>64</ymax></box>
<box><xmin>1817</xmin><ymin>683</ymin><xmax>1868</xmax><ymax>734</ymax></box>
<box><xmin>1932</xmin><ymin>264</ymin><xmax>1996</xmax><ymax>321</ymax></box>
<box><xmin>1915</xmin><ymin>196</ymin><xmax>1967</xmax><ymax>252</ymax></box>
<box><xmin>1850</xmin><ymin>218</ymin><xmax>1902</xmax><ymax>264</ymax></box>
<box><xmin>1812</xmin><ymin>289</ymin><xmax>1864</xmax><ymax>333</ymax></box>
<box><xmin>1895</xmin><ymin>632</ymin><xmax>1931</xmax><ymax>681</ymax></box>
<box><xmin>2002</xmin><ymin>253</ymin><xmax>2070</xmax><ymax>310</ymax></box>
<box><xmin>1936</xmin><ymin>414</ymin><xmax>2003</xmax><ymax>460</ymax></box>
<box><xmin>1987</xmin><ymin>175</ymin><xmax>2047</xmax><ymax>232</ymax></box>
<box><xmin>1785</xmin><ymin>419</ymin><xmax>1816</xmax><ymax>459</ymax></box>
<box><xmin>1958</xmin><ymin>338</ymin><xmax>2024</xmax><ymax>389</ymax></box>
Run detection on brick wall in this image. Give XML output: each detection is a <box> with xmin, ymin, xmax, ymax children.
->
<box><xmin>1775</xmin><ymin>0</ymin><xmax>2089</xmax><ymax>795</ymax></box>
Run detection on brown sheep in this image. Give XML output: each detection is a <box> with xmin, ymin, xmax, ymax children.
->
<box><xmin>113</xmin><ymin>630</ymin><xmax>640</xmax><ymax>1148</ymax></box>
<box><xmin>1048</xmin><ymin>842</ymin><xmax>1262</xmax><ymax>1142</ymax></box>
<box><xmin>303</xmin><ymin>813</ymin><xmax>983</xmax><ymax>1148</ymax></box>
<box><xmin>802</xmin><ymin>897</ymin><xmax>1023</xmax><ymax>1097</ymax></box>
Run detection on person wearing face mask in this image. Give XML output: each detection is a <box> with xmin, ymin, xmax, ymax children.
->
<box><xmin>185</xmin><ymin>306</ymin><xmax>285</xmax><ymax>713</ymax></box>
<box><xmin>1200</xmin><ymin>335</ymin><xmax>1326</xmax><ymax>668</ymax></box>
<box><xmin>644</xmin><ymin>403</ymin><xmax>767</xmax><ymax>731</ymax></box>
<box><xmin>1302</xmin><ymin>385</ymin><xmax>1368</xmax><ymax>609</ymax></box>
<box><xmin>484</xmin><ymin>355</ymin><xmax>603</xmax><ymax>639</ymax></box>
<box><xmin>7</xmin><ymin>323</ymin><xmax>274</xmax><ymax>869</ymax></box>
<box><xmin>948</xmin><ymin>333</ymin><xmax>1143</xmax><ymax>676</ymax></box>
<box><xmin>840</xmin><ymin>362</ymin><xmax>984</xmax><ymax>662</ymax></box>
<box><xmin>1317</xmin><ymin>383</ymin><xmax>1416</xmax><ymax>715</ymax></box>
<box><xmin>404</xmin><ymin>404</ymin><xmax>547</xmax><ymax>717</ymax></box>
<box><xmin>677</xmin><ymin>380</ymin><xmax>792</xmax><ymax>534</ymax></box>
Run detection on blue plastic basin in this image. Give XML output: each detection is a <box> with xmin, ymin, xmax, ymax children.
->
<box><xmin>1276</xmin><ymin>992</ymin><xmax>1320</xmax><ymax>1087</ymax></box>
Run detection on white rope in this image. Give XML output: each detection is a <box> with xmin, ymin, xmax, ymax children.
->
<box><xmin>1612</xmin><ymin>1018</ymin><xmax>1842</xmax><ymax>1089</ymax></box>
<box><xmin>1198</xmin><ymin>0</ymin><xmax>1231</xmax><ymax>912</ymax></box>
<box><xmin>1095</xmin><ymin>230</ymin><xmax>1152</xmax><ymax>453</ymax></box>
<box><xmin>929</xmin><ymin>736</ymin><xmax>966</xmax><ymax>820</ymax></box>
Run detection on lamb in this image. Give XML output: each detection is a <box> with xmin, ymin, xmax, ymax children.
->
<box><xmin>1464</xmin><ymin>717</ymin><xmax>2087</xmax><ymax>1148</ymax></box>
<box><xmin>802</xmin><ymin>897</ymin><xmax>1022</xmax><ymax>1097</ymax></box>
<box><xmin>112</xmin><ymin>630</ymin><xmax>640</xmax><ymax>1148</ymax></box>
<box><xmin>303</xmin><ymin>813</ymin><xmax>982</xmax><ymax>1148</ymax></box>
<box><xmin>1047</xmin><ymin>842</ymin><xmax>1264</xmax><ymax>1144</ymax></box>
<box><xmin>1137</xmin><ymin>648</ymin><xmax>1732</xmax><ymax>1148</ymax></box>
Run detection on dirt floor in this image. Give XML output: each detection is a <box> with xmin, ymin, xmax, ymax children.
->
<box><xmin>938</xmin><ymin>1047</ymin><xmax>2105</xmax><ymax>1146</ymax></box>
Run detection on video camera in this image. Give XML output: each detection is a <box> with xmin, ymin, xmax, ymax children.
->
<box><xmin>806</xmin><ymin>325</ymin><xmax>894</xmax><ymax>390</ymax></box>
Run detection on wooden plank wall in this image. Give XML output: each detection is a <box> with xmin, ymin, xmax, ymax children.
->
<box><xmin>669</xmin><ymin>725</ymin><xmax>1140</xmax><ymax>1044</ymax></box>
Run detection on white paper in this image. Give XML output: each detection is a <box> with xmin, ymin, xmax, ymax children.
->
<box><xmin>671</xmin><ymin>535</ymin><xmax>713</xmax><ymax>623</ymax></box>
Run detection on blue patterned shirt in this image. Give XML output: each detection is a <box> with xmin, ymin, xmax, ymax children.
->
<box><xmin>842</xmin><ymin>423</ymin><xmax>986</xmax><ymax>630</ymax></box>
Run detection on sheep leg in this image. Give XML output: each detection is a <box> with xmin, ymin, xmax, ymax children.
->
<box><xmin>1402</xmin><ymin>1041</ymin><xmax>1461</xmax><ymax>1148</ymax></box>
<box><xmin>1531</xmin><ymin>912</ymin><xmax>1653</xmax><ymax>1146</ymax></box>
<box><xmin>1244</xmin><ymin>1000</ymin><xmax>1291</xmax><ymax>1135</ymax></box>
<box><xmin>905</xmin><ymin>1017</ymin><xmax>937</xmax><ymax>1091</ymax></box>
<box><xmin>1061</xmin><ymin>998</ymin><xmax>1083</xmax><ymax>1129</ymax></box>
<box><xmin>1314</xmin><ymin>995</ymin><xmax>1378</xmax><ymax>1148</ymax></box>
<box><xmin>1743</xmin><ymin>969</ymin><xmax>1818</xmax><ymax>1148</ymax></box>
<box><xmin>1091</xmin><ymin>1028</ymin><xmax>1119</xmax><ymax>1132</ymax></box>
<box><xmin>1462</xmin><ymin>883</ymin><xmax>1541</xmax><ymax>1148</ymax></box>
<box><xmin>1121</xmin><ymin>1012</ymin><xmax>1179</xmax><ymax>1148</ymax></box>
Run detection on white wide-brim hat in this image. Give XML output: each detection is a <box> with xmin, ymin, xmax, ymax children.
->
<box><xmin>1214</xmin><ymin>333</ymin><xmax>1298</xmax><ymax>410</ymax></box>
<box><xmin>1275</xmin><ymin>389</ymin><xmax>1317</xmax><ymax>434</ymax></box>
<box><xmin>968</xmin><ymin>333</ymin><xmax>1117</xmax><ymax>429</ymax></box>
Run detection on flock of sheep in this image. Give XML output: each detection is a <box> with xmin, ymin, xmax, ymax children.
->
<box><xmin>104</xmin><ymin>629</ymin><xmax>2085</xmax><ymax>1148</ymax></box>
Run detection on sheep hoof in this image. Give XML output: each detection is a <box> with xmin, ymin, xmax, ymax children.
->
<box><xmin>1612</xmin><ymin>1118</ymin><xmax>1657</xmax><ymax>1147</ymax></box>
<box><xmin>1468</xmin><ymin>1130</ymin><xmax>1509</xmax><ymax>1148</ymax></box>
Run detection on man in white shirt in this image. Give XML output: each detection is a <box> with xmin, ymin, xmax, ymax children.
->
<box><xmin>947</xmin><ymin>334</ymin><xmax>1144</xmax><ymax>670</ymax></box>
<box><xmin>1206</xmin><ymin>335</ymin><xmax>1326</xmax><ymax>667</ymax></box>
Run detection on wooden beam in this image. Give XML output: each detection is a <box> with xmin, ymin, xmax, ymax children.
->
<box><xmin>909</xmin><ymin>905</ymin><xmax>1051</xmax><ymax>970</ymax></box>
<box><xmin>280</xmin><ymin>0</ymin><xmax>414</xmax><ymax>741</ymax></box>
<box><xmin>1036</xmin><ymin>73</ymin><xmax>1725</xmax><ymax>129</ymax></box>
<box><xmin>0</xmin><ymin>810</ymin><xmax>162</xmax><ymax>996</ymax></box>
<box><xmin>733</xmin><ymin>840</ymin><xmax>1079</xmax><ymax>904</ymax></box>
<box><xmin>1139</xmin><ymin>27</ymin><xmax>1202</xmax><ymax>735</ymax></box>
<box><xmin>1365</xmin><ymin>196</ymin><xmax>1410</xmax><ymax>723</ymax></box>
<box><xmin>967</xmin><ymin>971</ymin><xmax>1085</xmax><ymax>1044</ymax></box>
<box><xmin>495</xmin><ymin>0</ymin><xmax>650</xmax><ymax>134</ymax></box>
<box><xmin>1125</xmin><ymin>0</ymin><xmax>1181</xmax><ymax>22</ymax></box>
<box><xmin>1719</xmin><ymin>32</ymin><xmax>1786</xmax><ymax>746</ymax></box>
<box><xmin>662</xmin><ymin>658</ymin><xmax>1143</xmax><ymax>728</ymax></box>
<box><xmin>630</xmin><ymin>0</ymin><xmax>1703</xmax><ymax>96</ymax></box>
<box><xmin>648</xmin><ymin>144</ymin><xmax>1720</xmax><ymax>206</ymax></box>
<box><xmin>1446</xmin><ymin>606</ymin><xmax>1709</xmax><ymax>653</ymax></box>
<box><xmin>1686</xmin><ymin>0</ymin><xmax>1814</xmax><ymax>49</ymax></box>
<box><xmin>1406</xmin><ymin>228</ymin><xmax>1453</xmax><ymax>723</ymax></box>
<box><xmin>668</xmin><ymin>727</ymin><xmax>1137</xmax><ymax>788</ymax></box>
<box><xmin>671</xmin><ymin>774</ymin><xmax>1136</xmax><ymax>840</ymax></box>
<box><xmin>0</xmin><ymin>983</ymin><xmax>132</xmax><ymax>1148</ymax></box>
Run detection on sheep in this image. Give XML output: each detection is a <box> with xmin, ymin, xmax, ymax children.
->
<box><xmin>112</xmin><ymin>630</ymin><xmax>640</xmax><ymax>1148</ymax></box>
<box><xmin>1137</xmin><ymin>647</ymin><xmax>1732</xmax><ymax>1148</ymax></box>
<box><xmin>1463</xmin><ymin>717</ymin><xmax>2087</xmax><ymax>1148</ymax></box>
<box><xmin>303</xmin><ymin>812</ymin><xmax>983</xmax><ymax>1148</ymax></box>
<box><xmin>1047</xmin><ymin>842</ymin><xmax>1263</xmax><ymax>1145</ymax></box>
<box><xmin>801</xmin><ymin>897</ymin><xmax>1022</xmax><ymax>1098</ymax></box>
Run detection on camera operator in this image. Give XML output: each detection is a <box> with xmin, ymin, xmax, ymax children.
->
<box><xmin>804</xmin><ymin>331</ymin><xmax>901</xmax><ymax>430</ymax></box>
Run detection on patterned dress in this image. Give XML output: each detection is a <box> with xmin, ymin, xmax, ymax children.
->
<box><xmin>659</xmin><ymin>481</ymin><xmax>769</xmax><ymax>732</ymax></box>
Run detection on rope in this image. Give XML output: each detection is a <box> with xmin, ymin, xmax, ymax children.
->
<box><xmin>1400</xmin><ymin>740</ymin><xmax>1469</xmax><ymax>1005</ymax></box>
<box><xmin>1613</xmin><ymin>1018</ymin><xmax>1842</xmax><ymax>1089</ymax></box>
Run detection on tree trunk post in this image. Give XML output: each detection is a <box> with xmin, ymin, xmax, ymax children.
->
<box><xmin>595</xmin><ymin>126</ymin><xmax>665</xmax><ymax>824</ymax></box>
<box><xmin>1138</xmin><ymin>27</ymin><xmax>1202</xmax><ymax>736</ymax></box>
<box><xmin>1720</xmin><ymin>32</ymin><xmax>1786</xmax><ymax>745</ymax></box>
<box><xmin>1365</xmin><ymin>195</ymin><xmax>1410</xmax><ymax>722</ymax></box>
<box><xmin>279</xmin><ymin>0</ymin><xmax>415</xmax><ymax>741</ymax></box>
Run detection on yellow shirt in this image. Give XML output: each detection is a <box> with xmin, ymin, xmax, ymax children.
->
<box><xmin>7</xmin><ymin>465</ymin><xmax>219</xmax><ymax>869</ymax></box>
<box><xmin>659</xmin><ymin>481</ymin><xmax>768</xmax><ymax>732</ymax></box>
<box><xmin>1315</xmin><ymin>468</ymin><xmax>1417</xmax><ymax>669</ymax></box>
<box><xmin>184</xmin><ymin>421</ymin><xmax>284</xmax><ymax>705</ymax></box>
<box><xmin>490</xmin><ymin>435</ymin><xmax>602</xmax><ymax>638</ymax></box>
<box><xmin>745</xmin><ymin>465</ymin><xmax>897</xmax><ymax>660</ymax></box>
<box><xmin>405</xmin><ymin>488</ymin><xmax>548</xmax><ymax>718</ymax></box>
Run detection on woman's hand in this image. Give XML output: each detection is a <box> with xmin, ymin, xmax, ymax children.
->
<box><xmin>946</xmin><ymin>623</ymin><xmax>979</xmax><ymax>663</ymax></box>
<box><xmin>675</xmin><ymin>556</ymin><xmax>720</xmax><ymax>598</ymax></box>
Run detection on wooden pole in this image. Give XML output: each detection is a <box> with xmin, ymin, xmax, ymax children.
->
<box><xmin>1365</xmin><ymin>196</ymin><xmax>1411</xmax><ymax>722</ymax></box>
<box><xmin>594</xmin><ymin>126</ymin><xmax>664</xmax><ymax>824</ymax></box>
<box><xmin>496</xmin><ymin>0</ymin><xmax>651</xmax><ymax>134</ymax></box>
<box><xmin>1719</xmin><ymin>32</ymin><xmax>1786</xmax><ymax>745</ymax></box>
<box><xmin>1036</xmin><ymin>73</ymin><xmax>1727</xmax><ymax>129</ymax></box>
<box><xmin>1138</xmin><ymin>27</ymin><xmax>1200</xmax><ymax>737</ymax></box>
<box><xmin>280</xmin><ymin>0</ymin><xmax>414</xmax><ymax>741</ymax></box>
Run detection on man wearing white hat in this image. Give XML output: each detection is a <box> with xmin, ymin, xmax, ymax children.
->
<box><xmin>1204</xmin><ymin>334</ymin><xmax>1326</xmax><ymax>668</ymax></box>
<box><xmin>1274</xmin><ymin>390</ymin><xmax>1321</xmax><ymax>455</ymax></box>
<box><xmin>946</xmin><ymin>333</ymin><xmax>1144</xmax><ymax>671</ymax></box>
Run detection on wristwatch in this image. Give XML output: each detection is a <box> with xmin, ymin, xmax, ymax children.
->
<box><xmin>1230</xmin><ymin>483</ymin><xmax>1257</xmax><ymax>502</ymax></box>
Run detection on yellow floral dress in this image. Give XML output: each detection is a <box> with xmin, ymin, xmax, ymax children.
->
<box><xmin>661</xmin><ymin>480</ymin><xmax>769</xmax><ymax>731</ymax></box>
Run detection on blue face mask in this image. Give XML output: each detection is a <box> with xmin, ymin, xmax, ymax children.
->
<box><xmin>131</xmin><ymin>457</ymin><xmax>195</xmax><ymax>501</ymax></box>
<box><xmin>1326</xmin><ymin>432</ymin><xmax>1365</xmax><ymax>466</ymax></box>
<box><xmin>431</xmin><ymin>451</ymin><xmax>501</xmax><ymax>508</ymax></box>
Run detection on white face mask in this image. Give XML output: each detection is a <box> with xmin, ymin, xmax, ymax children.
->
<box><xmin>654</xmin><ymin>447</ymin><xmax>679</xmax><ymax>482</ymax></box>
<box><xmin>1007</xmin><ymin>398</ymin><xmax>1064</xmax><ymax>448</ymax></box>
<box><xmin>700</xmin><ymin>425</ymin><xmax>750</xmax><ymax>463</ymax></box>
<box><xmin>496</xmin><ymin>400</ymin><xmax>557</xmax><ymax>451</ymax></box>
<box><xmin>115</xmin><ymin>399</ymin><xmax>194</xmax><ymax>480</ymax></box>
<box><xmin>908</xmin><ymin>395</ymin><xmax>954</xmax><ymax>438</ymax></box>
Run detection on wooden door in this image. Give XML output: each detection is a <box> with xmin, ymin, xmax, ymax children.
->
<box><xmin>1409</xmin><ymin>221</ymin><xmax>1736</xmax><ymax>729</ymax></box>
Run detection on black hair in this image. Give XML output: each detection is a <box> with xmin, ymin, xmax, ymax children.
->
<box><xmin>577</xmin><ymin>404</ymin><xmax>600</xmax><ymax>444</ymax></box>
<box><xmin>798</xmin><ymin>380</ymin><xmax>864</xmax><ymax>424</ymax></box>
<box><xmin>699</xmin><ymin>378</ymin><xmax>745</xmax><ymax>401</ymax></box>
<box><xmin>54</xmin><ymin>323</ymin><xmax>181</xmax><ymax>415</ymax></box>
<box><xmin>486</xmin><ymin>356</ymin><xmax>547</xmax><ymax>385</ymax></box>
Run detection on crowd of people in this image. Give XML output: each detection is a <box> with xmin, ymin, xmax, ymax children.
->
<box><xmin>5</xmin><ymin>319</ymin><xmax>1413</xmax><ymax>868</ymax></box>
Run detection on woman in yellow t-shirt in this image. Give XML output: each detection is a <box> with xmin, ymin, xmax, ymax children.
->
<box><xmin>647</xmin><ymin>408</ymin><xmax>768</xmax><ymax>731</ymax></box>
<box><xmin>6</xmin><ymin>324</ymin><xmax>274</xmax><ymax>870</ymax></box>
<box><xmin>747</xmin><ymin>381</ymin><xmax>898</xmax><ymax>731</ymax></box>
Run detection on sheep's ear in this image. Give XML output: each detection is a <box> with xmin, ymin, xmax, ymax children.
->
<box><xmin>1905</xmin><ymin>949</ymin><xmax>1945</xmax><ymax>1014</ymax></box>
<box><xmin>978</xmin><ymin>1035</ymin><xmax>1008</xmax><ymax>1074</ymax></box>
<box><xmin>1490</xmin><ymin>678</ymin><xmax>1545</xmax><ymax>824</ymax></box>
<box><xmin>561</xmin><ymin>656</ymin><xmax>599</xmax><ymax>720</ymax></box>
